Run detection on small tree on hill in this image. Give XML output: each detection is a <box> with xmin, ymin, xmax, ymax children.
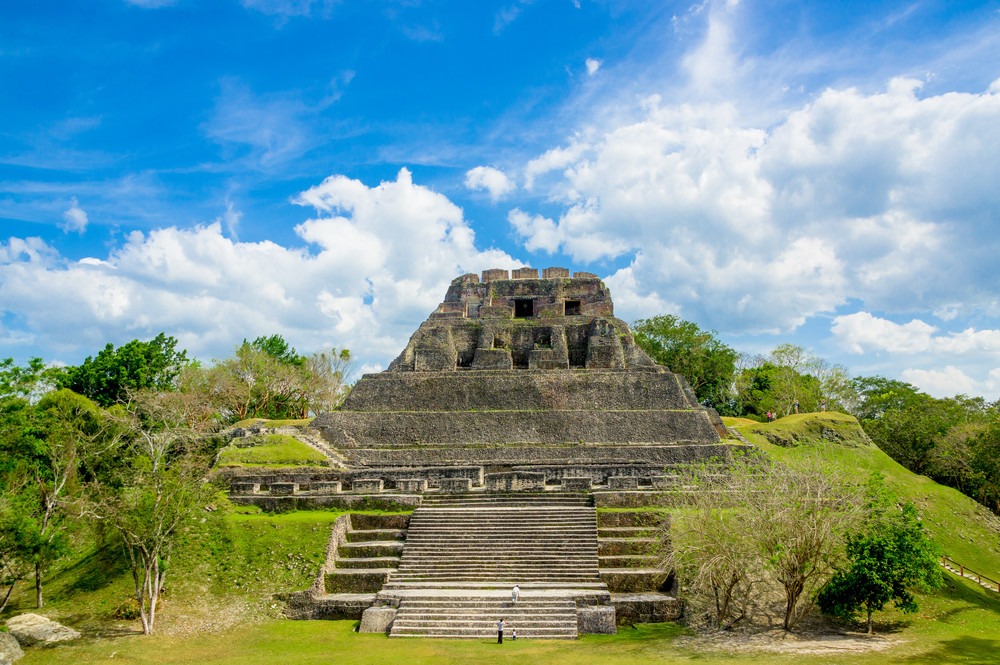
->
<box><xmin>818</xmin><ymin>473</ymin><xmax>942</xmax><ymax>634</ymax></box>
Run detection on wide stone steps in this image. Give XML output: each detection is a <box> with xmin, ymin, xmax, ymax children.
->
<box><xmin>389</xmin><ymin>596</ymin><xmax>578</xmax><ymax>639</ymax></box>
<box><xmin>420</xmin><ymin>493</ymin><xmax>593</xmax><ymax>508</ymax></box>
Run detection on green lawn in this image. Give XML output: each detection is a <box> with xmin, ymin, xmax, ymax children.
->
<box><xmin>15</xmin><ymin>576</ymin><xmax>1000</xmax><ymax>664</ymax></box>
<box><xmin>216</xmin><ymin>434</ymin><xmax>328</xmax><ymax>467</ymax></box>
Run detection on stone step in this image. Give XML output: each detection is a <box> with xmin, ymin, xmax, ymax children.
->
<box><xmin>337</xmin><ymin>557</ymin><xmax>401</xmax><ymax>569</ymax></box>
<box><xmin>597</xmin><ymin>527</ymin><xmax>657</xmax><ymax>538</ymax></box>
<box><xmin>380</xmin><ymin>581</ymin><xmax>609</xmax><ymax>590</ymax></box>
<box><xmin>598</xmin><ymin>555</ymin><xmax>659</xmax><ymax>568</ymax></box>
<box><xmin>345</xmin><ymin>529</ymin><xmax>407</xmax><ymax>542</ymax></box>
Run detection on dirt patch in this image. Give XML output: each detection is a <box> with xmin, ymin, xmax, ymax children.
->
<box><xmin>677</xmin><ymin>628</ymin><xmax>901</xmax><ymax>656</ymax></box>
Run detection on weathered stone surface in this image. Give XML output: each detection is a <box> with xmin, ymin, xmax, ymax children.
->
<box><xmin>601</xmin><ymin>569</ymin><xmax>671</xmax><ymax>593</ymax></box>
<box><xmin>611</xmin><ymin>593</ymin><xmax>683</xmax><ymax>624</ymax></box>
<box><xmin>577</xmin><ymin>605</ymin><xmax>616</xmax><ymax>634</ymax></box>
<box><xmin>597</xmin><ymin>511</ymin><xmax>668</xmax><ymax>528</ymax></box>
<box><xmin>337</xmin><ymin>369</ymin><xmax>698</xmax><ymax>413</ymax></box>
<box><xmin>562</xmin><ymin>477</ymin><xmax>592</xmax><ymax>491</ymax></box>
<box><xmin>313</xmin><ymin>481</ymin><xmax>342</xmax><ymax>493</ymax></box>
<box><xmin>395</xmin><ymin>478</ymin><xmax>427</xmax><ymax>493</ymax></box>
<box><xmin>5</xmin><ymin>614</ymin><xmax>80</xmax><ymax>646</ymax></box>
<box><xmin>351</xmin><ymin>479</ymin><xmax>383</xmax><ymax>493</ymax></box>
<box><xmin>439</xmin><ymin>478</ymin><xmax>472</xmax><ymax>492</ymax></box>
<box><xmin>269</xmin><ymin>482</ymin><xmax>296</xmax><ymax>496</ymax></box>
<box><xmin>485</xmin><ymin>471</ymin><xmax>545</xmax><ymax>491</ymax></box>
<box><xmin>359</xmin><ymin>607</ymin><xmax>397</xmax><ymax>634</ymax></box>
<box><xmin>608</xmin><ymin>476</ymin><xmax>639</xmax><ymax>490</ymax></box>
<box><xmin>325</xmin><ymin>570</ymin><xmax>392</xmax><ymax>593</ymax></box>
<box><xmin>0</xmin><ymin>631</ymin><xmax>24</xmax><ymax>665</ymax></box>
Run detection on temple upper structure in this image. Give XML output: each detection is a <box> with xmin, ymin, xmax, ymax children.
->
<box><xmin>387</xmin><ymin>267</ymin><xmax>656</xmax><ymax>372</ymax></box>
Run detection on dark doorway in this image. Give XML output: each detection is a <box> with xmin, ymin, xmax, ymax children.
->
<box><xmin>514</xmin><ymin>299</ymin><xmax>534</xmax><ymax>318</ymax></box>
<box><xmin>564</xmin><ymin>300</ymin><xmax>581</xmax><ymax>316</ymax></box>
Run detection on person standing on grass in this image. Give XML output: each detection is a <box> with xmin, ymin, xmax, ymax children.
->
<box><xmin>497</xmin><ymin>617</ymin><xmax>505</xmax><ymax>644</ymax></box>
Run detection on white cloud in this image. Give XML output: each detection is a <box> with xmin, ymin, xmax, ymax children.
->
<box><xmin>832</xmin><ymin>312</ymin><xmax>1000</xmax><ymax>357</ymax></box>
<box><xmin>60</xmin><ymin>197</ymin><xmax>88</xmax><ymax>234</ymax></box>
<box><xmin>464</xmin><ymin>166</ymin><xmax>515</xmax><ymax>202</ymax></box>
<box><xmin>0</xmin><ymin>170</ymin><xmax>519</xmax><ymax>369</ymax></box>
<box><xmin>508</xmin><ymin>77</ymin><xmax>1000</xmax><ymax>334</ymax></box>
<box><xmin>585</xmin><ymin>58</ymin><xmax>602</xmax><ymax>76</ymax></box>
<box><xmin>901</xmin><ymin>366</ymin><xmax>999</xmax><ymax>399</ymax></box>
<box><xmin>507</xmin><ymin>209</ymin><xmax>559</xmax><ymax>254</ymax></box>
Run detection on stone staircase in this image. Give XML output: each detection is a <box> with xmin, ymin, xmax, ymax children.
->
<box><xmin>373</xmin><ymin>492</ymin><xmax>611</xmax><ymax>639</ymax></box>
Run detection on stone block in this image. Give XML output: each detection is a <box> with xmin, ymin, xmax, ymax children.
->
<box><xmin>352</xmin><ymin>478</ymin><xmax>383</xmax><ymax>493</ymax></box>
<box><xmin>573</xmin><ymin>271</ymin><xmax>598</xmax><ymax>279</ymax></box>
<box><xmin>534</xmin><ymin>302</ymin><xmax>565</xmax><ymax>318</ymax></box>
<box><xmin>477</xmin><ymin>305</ymin><xmax>513</xmax><ymax>319</ymax></box>
<box><xmin>577</xmin><ymin>605</ymin><xmax>616</xmax><ymax>634</ymax></box>
<box><xmin>230</xmin><ymin>482</ymin><xmax>259</xmax><ymax>494</ymax></box>
<box><xmin>439</xmin><ymin>478</ymin><xmax>472</xmax><ymax>492</ymax></box>
<box><xmin>359</xmin><ymin>607</ymin><xmax>397</xmax><ymax>634</ymax></box>
<box><xmin>542</xmin><ymin>267</ymin><xmax>570</xmax><ymax>278</ymax></box>
<box><xmin>651</xmin><ymin>475</ymin><xmax>681</xmax><ymax>489</ymax></box>
<box><xmin>528</xmin><ymin>348</ymin><xmax>569</xmax><ymax>370</ymax></box>
<box><xmin>269</xmin><ymin>482</ymin><xmax>296</xmax><ymax>496</ymax></box>
<box><xmin>612</xmin><ymin>593</ymin><xmax>682</xmax><ymax>624</ymax></box>
<box><xmin>481</xmin><ymin>269</ymin><xmax>510</xmax><ymax>281</ymax></box>
<box><xmin>562</xmin><ymin>477</ymin><xmax>592</xmax><ymax>491</ymax></box>
<box><xmin>608</xmin><ymin>476</ymin><xmax>639</xmax><ymax>490</ymax></box>
<box><xmin>415</xmin><ymin>348</ymin><xmax>455</xmax><ymax>371</ymax></box>
<box><xmin>396</xmin><ymin>478</ymin><xmax>427</xmax><ymax>493</ymax></box>
<box><xmin>313</xmin><ymin>481</ymin><xmax>342</xmax><ymax>494</ymax></box>
<box><xmin>325</xmin><ymin>570</ymin><xmax>391</xmax><ymax>594</ymax></box>
<box><xmin>485</xmin><ymin>471</ymin><xmax>545</xmax><ymax>491</ymax></box>
<box><xmin>601</xmin><ymin>569</ymin><xmax>671</xmax><ymax>593</ymax></box>
<box><xmin>471</xmin><ymin>348</ymin><xmax>513</xmax><ymax>370</ymax></box>
<box><xmin>511</xmin><ymin>267</ymin><xmax>539</xmax><ymax>279</ymax></box>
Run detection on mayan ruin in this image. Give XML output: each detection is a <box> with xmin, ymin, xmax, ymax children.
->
<box><xmin>226</xmin><ymin>268</ymin><xmax>752</xmax><ymax>638</ymax></box>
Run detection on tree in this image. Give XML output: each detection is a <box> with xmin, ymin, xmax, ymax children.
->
<box><xmin>201</xmin><ymin>337</ymin><xmax>352</xmax><ymax>422</ymax></box>
<box><xmin>0</xmin><ymin>357</ymin><xmax>64</xmax><ymax>402</ymax></box>
<box><xmin>61</xmin><ymin>333</ymin><xmax>188</xmax><ymax>406</ymax></box>
<box><xmin>818</xmin><ymin>473</ymin><xmax>942</xmax><ymax>634</ymax></box>
<box><xmin>21</xmin><ymin>389</ymin><xmax>113</xmax><ymax>607</ymax></box>
<box><xmin>633</xmin><ymin>315</ymin><xmax>738</xmax><ymax>409</ymax></box>
<box><xmin>664</xmin><ymin>454</ymin><xmax>860</xmax><ymax>631</ymax></box>
<box><xmin>89</xmin><ymin>390</ymin><xmax>216</xmax><ymax>635</ymax></box>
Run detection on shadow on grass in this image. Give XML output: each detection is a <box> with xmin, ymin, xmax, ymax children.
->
<box><xmin>903</xmin><ymin>636</ymin><xmax>1000</xmax><ymax>664</ymax></box>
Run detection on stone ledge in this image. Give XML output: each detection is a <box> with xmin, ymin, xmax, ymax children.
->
<box><xmin>611</xmin><ymin>593</ymin><xmax>682</xmax><ymax>624</ymax></box>
<box><xmin>577</xmin><ymin>605</ymin><xmax>616</xmax><ymax>634</ymax></box>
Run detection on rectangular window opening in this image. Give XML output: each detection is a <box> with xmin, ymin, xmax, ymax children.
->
<box><xmin>514</xmin><ymin>299</ymin><xmax>534</xmax><ymax>318</ymax></box>
<box><xmin>564</xmin><ymin>300</ymin><xmax>581</xmax><ymax>316</ymax></box>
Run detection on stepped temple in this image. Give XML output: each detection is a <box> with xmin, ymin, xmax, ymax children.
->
<box><xmin>227</xmin><ymin>267</ymin><xmax>749</xmax><ymax>638</ymax></box>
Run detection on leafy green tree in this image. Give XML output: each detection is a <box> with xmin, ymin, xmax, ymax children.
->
<box><xmin>89</xmin><ymin>390</ymin><xmax>217</xmax><ymax>635</ymax></box>
<box><xmin>818</xmin><ymin>473</ymin><xmax>942</xmax><ymax>634</ymax></box>
<box><xmin>633</xmin><ymin>315</ymin><xmax>738</xmax><ymax>409</ymax></box>
<box><xmin>202</xmin><ymin>337</ymin><xmax>352</xmax><ymax>422</ymax></box>
<box><xmin>0</xmin><ymin>357</ymin><xmax>64</xmax><ymax>402</ymax></box>
<box><xmin>61</xmin><ymin>333</ymin><xmax>188</xmax><ymax>406</ymax></box>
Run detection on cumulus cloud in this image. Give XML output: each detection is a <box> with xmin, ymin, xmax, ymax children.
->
<box><xmin>60</xmin><ymin>197</ymin><xmax>89</xmax><ymax>234</ymax></box>
<box><xmin>0</xmin><ymin>169</ymin><xmax>519</xmax><ymax>369</ymax></box>
<box><xmin>585</xmin><ymin>58</ymin><xmax>602</xmax><ymax>76</ymax></box>
<box><xmin>831</xmin><ymin>312</ymin><xmax>1000</xmax><ymax>357</ymax></box>
<box><xmin>464</xmin><ymin>166</ymin><xmax>515</xmax><ymax>202</ymax></box>
<box><xmin>508</xmin><ymin>78</ymin><xmax>1000</xmax><ymax>334</ymax></box>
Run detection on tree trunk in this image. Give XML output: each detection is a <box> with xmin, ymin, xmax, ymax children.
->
<box><xmin>35</xmin><ymin>561</ymin><xmax>43</xmax><ymax>608</ymax></box>
<box><xmin>867</xmin><ymin>608</ymin><xmax>874</xmax><ymax>635</ymax></box>
<box><xmin>0</xmin><ymin>579</ymin><xmax>16</xmax><ymax>613</ymax></box>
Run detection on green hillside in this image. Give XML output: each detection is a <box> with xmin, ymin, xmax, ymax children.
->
<box><xmin>723</xmin><ymin>412</ymin><xmax>1000</xmax><ymax>577</ymax></box>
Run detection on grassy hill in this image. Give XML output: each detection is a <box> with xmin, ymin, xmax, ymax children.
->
<box><xmin>6</xmin><ymin>412</ymin><xmax>1000</xmax><ymax>664</ymax></box>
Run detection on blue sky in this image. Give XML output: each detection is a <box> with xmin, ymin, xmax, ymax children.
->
<box><xmin>2</xmin><ymin>0</ymin><xmax>1000</xmax><ymax>398</ymax></box>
